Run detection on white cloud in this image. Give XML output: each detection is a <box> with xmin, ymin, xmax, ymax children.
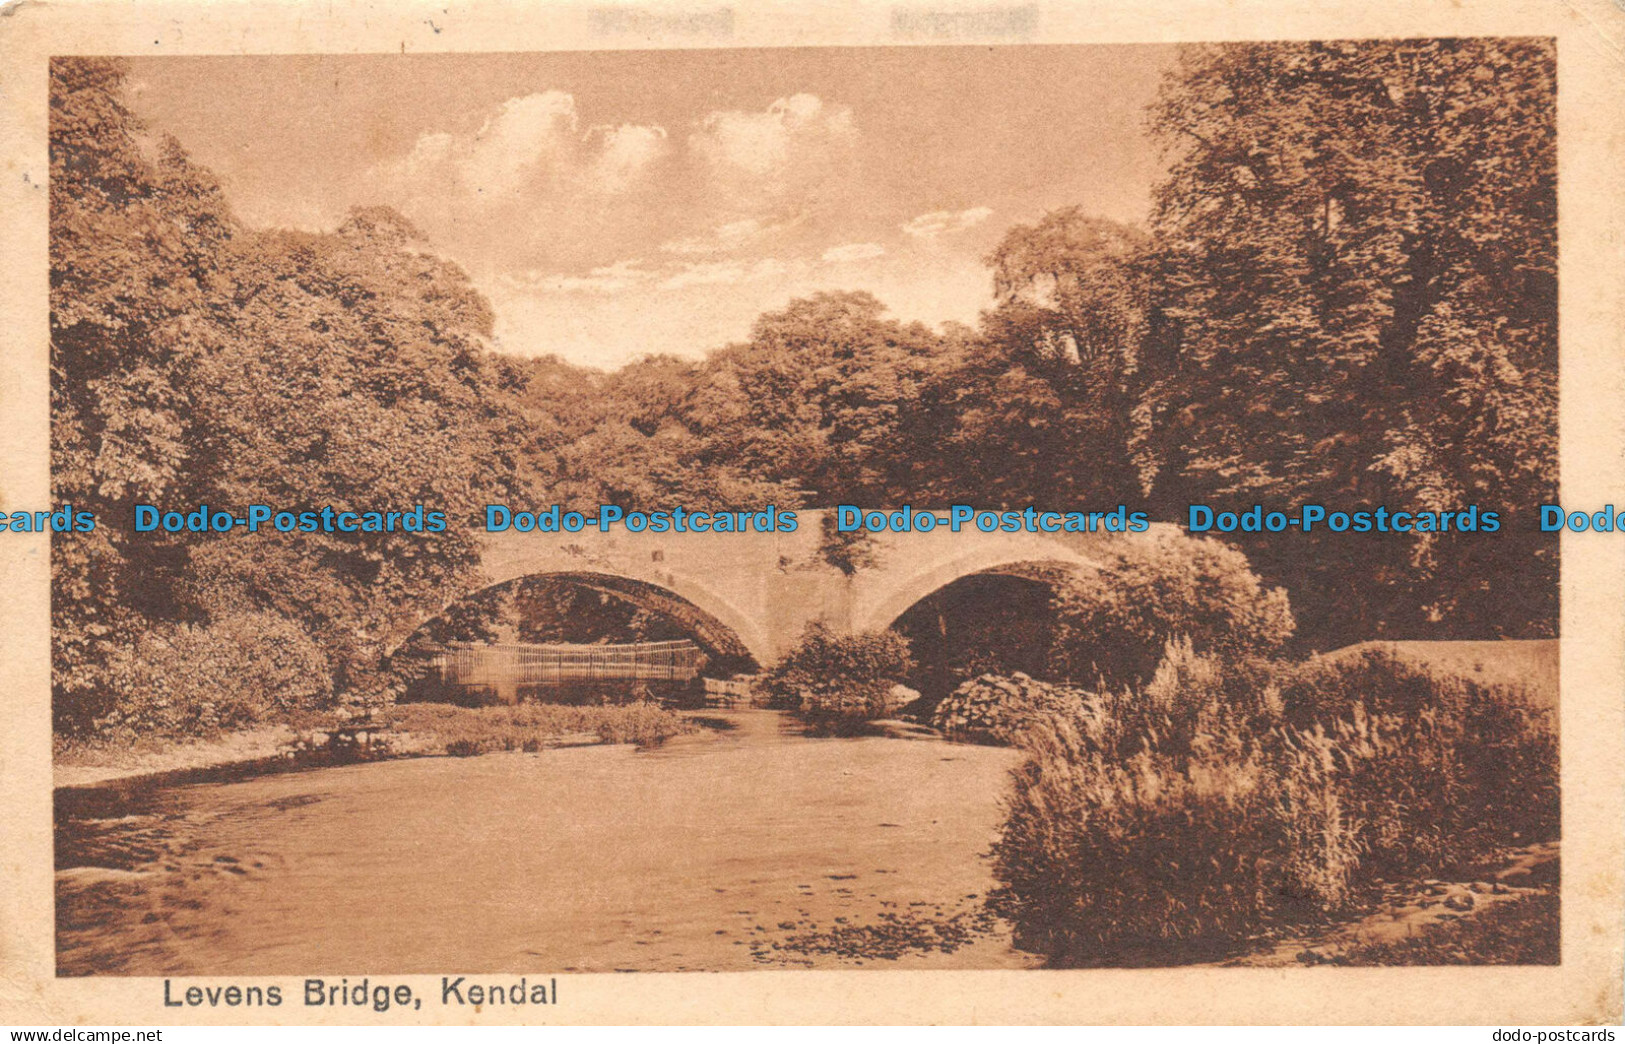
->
<box><xmin>500</xmin><ymin>236</ymin><xmax>888</xmax><ymax>304</ymax></box>
<box><xmin>658</xmin><ymin>261</ymin><xmax>748</xmax><ymax>290</ymax></box>
<box><xmin>486</xmin><ymin>245</ymin><xmax>997</xmax><ymax>367</ymax></box>
<box><xmin>689</xmin><ymin>94</ymin><xmax>856</xmax><ymax>207</ymax></box>
<box><xmin>499</xmin><ymin>255</ymin><xmax>801</xmax><ymax>296</ymax></box>
<box><xmin>820</xmin><ymin>242</ymin><xmax>886</xmax><ymax>264</ymax></box>
<box><xmin>658</xmin><ymin>257</ymin><xmax>791</xmax><ymax>291</ymax></box>
<box><xmin>503</xmin><ymin>259</ymin><xmax>654</xmax><ymax>295</ymax></box>
<box><xmin>587</xmin><ymin>124</ymin><xmax>669</xmax><ymax>191</ymax></box>
<box><xmin>460</xmin><ymin>91</ymin><xmax>579</xmax><ymax>195</ymax></box>
<box><xmin>365</xmin><ymin>88</ymin><xmax>865</xmax><ymax>280</ymax></box>
<box><xmin>376</xmin><ymin>91</ymin><xmax>664</xmax><ymax>203</ymax></box>
<box><xmin>902</xmin><ymin>206</ymin><xmax>994</xmax><ymax>239</ymax></box>
<box><xmin>660</xmin><ymin>218</ymin><xmax>770</xmax><ymax>256</ymax></box>
<box><xmin>691</xmin><ymin>93</ymin><xmax>851</xmax><ymax>175</ymax></box>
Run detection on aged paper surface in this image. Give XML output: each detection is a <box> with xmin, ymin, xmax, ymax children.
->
<box><xmin>2</xmin><ymin>0</ymin><xmax>1623</xmax><ymax>1026</ymax></box>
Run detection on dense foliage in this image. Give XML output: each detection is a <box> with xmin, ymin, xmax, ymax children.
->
<box><xmin>762</xmin><ymin>624</ymin><xmax>916</xmax><ymax>725</ymax></box>
<box><xmin>1047</xmin><ymin>531</ymin><xmax>1296</xmax><ymax>689</ymax></box>
<box><xmin>1139</xmin><ymin>39</ymin><xmax>1558</xmax><ymax>640</ymax></box>
<box><xmin>990</xmin><ymin>644</ymin><xmax>1558</xmax><ymax>964</ymax></box>
<box><xmin>51</xmin><ymin>59</ymin><xmax>534</xmax><ymax>734</ymax></box>
<box><xmin>51</xmin><ymin>40</ymin><xmax>1558</xmax><ymax>738</ymax></box>
<box><xmin>97</xmin><ymin>611</ymin><xmax>332</xmax><ymax>737</ymax></box>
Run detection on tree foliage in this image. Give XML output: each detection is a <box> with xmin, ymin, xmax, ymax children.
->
<box><xmin>1048</xmin><ymin>532</ymin><xmax>1296</xmax><ymax>689</ymax></box>
<box><xmin>1139</xmin><ymin>39</ymin><xmax>1557</xmax><ymax>637</ymax></box>
<box><xmin>685</xmin><ymin>291</ymin><xmax>941</xmax><ymax>506</ymax></box>
<box><xmin>51</xmin><ymin>56</ymin><xmax>236</xmax><ymax>728</ymax></box>
<box><xmin>762</xmin><ymin>623</ymin><xmax>916</xmax><ymax>724</ymax></box>
<box><xmin>51</xmin><ymin>59</ymin><xmax>539</xmax><ymax>731</ymax></box>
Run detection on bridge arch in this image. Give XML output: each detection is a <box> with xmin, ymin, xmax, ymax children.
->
<box><xmin>398</xmin><ymin>567</ymin><xmax>773</xmax><ymax>671</ymax></box>
<box><xmin>518</xmin><ymin>570</ymin><xmax>768</xmax><ymax>668</ymax></box>
<box><xmin>852</xmin><ymin>547</ymin><xmax>1101</xmax><ymax>637</ymax></box>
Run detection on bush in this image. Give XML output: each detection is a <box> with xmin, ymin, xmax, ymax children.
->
<box><xmin>763</xmin><ymin>624</ymin><xmax>915</xmax><ymax>726</ymax></box>
<box><xmin>991</xmin><ymin>643</ymin><xmax>1557</xmax><ymax>965</ymax></box>
<box><xmin>1277</xmin><ymin>649</ymin><xmax>1559</xmax><ymax>877</ymax></box>
<box><xmin>94</xmin><ymin>611</ymin><xmax>333</xmax><ymax>738</ymax></box>
<box><xmin>930</xmin><ymin>672</ymin><xmax>1084</xmax><ymax>745</ymax></box>
<box><xmin>1047</xmin><ymin>531</ymin><xmax>1295</xmax><ymax>689</ymax></box>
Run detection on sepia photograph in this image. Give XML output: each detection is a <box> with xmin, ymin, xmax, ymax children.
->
<box><xmin>46</xmin><ymin>37</ymin><xmax>1564</xmax><ymax>976</ymax></box>
<box><xmin>2</xmin><ymin>0</ymin><xmax>1623</xmax><ymax>1028</ymax></box>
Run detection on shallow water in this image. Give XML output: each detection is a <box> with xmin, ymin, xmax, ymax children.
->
<box><xmin>56</xmin><ymin>710</ymin><xmax>1043</xmax><ymax>975</ymax></box>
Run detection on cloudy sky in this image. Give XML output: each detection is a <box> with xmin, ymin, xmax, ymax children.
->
<box><xmin>127</xmin><ymin>46</ymin><xmax>1174</xmax><ymax>368</ymax></box>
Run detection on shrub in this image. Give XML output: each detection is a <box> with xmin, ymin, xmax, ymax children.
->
<box><xmin>1276</xmin><ymin>649</ymin><xmax>1559</xmax><ymax>877</ymax></box>
<box><xmin>95</xmin><ymin>611</ymin><xmax>332</xmax><ymax>738</ymax></box>
<box><xmin>994</xmin><ymin>695</ymin><xmax>1357</xmax><ymax>962</ymax></box>
<box><xmin>1047</xmin><ymin>531</ymin><xmax>1295</xmax><ymax>689</ymax></box>
<box><xmin>930</xmin><ymin>672</ymin><xmax>1084</xmax><ymax>745</ymax></box>
<box><xmin>763</xmin><ymin>624</ymin><xmax>915</xmax><ymax>726</ymax></box>
<box><xmin>591</xmin><ymin>700</ymin><xmax>698</xmax><ymax>745</ymax></box>
<box><xmin>991</xmin><ymin>643</ymin><xmax>1557</xmax><ymax>965</ymax></box>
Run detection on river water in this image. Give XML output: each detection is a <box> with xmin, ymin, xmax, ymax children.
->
<box><xmin>56</xmin><ymin>710</ymin><xmax>1044</xmax><ymax>975</ymax></box>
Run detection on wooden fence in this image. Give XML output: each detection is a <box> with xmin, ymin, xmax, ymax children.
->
<box><xmin>435</xmin><ymin>640</ymin><xmax>704</xmax><ymax>692</ymax></box>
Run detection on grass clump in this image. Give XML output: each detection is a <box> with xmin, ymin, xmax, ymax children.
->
<box><xmin>991</xmin><ymin>641</ymin><xmax>1557</xmax><ymax>966</ymax></box>
<box><xmin>389</xmin><ymin>701</ymin><xmax>696</xmax><ymax>756</ymax></box>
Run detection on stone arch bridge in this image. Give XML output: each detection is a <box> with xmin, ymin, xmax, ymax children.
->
<box><xmin>466</xmin><ymin>509</ymin><xmax>1175</xmax><ymax>670</ymax></box>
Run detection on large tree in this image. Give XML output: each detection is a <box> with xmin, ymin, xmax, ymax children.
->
<box><xmin>50</xmin><ymin>59</ymin><xmax>541</xmax><ymax>730</ymax></box>
<box><xmin>180</xmin><ymin>207</ymin><xmax>537</xmax><ymax>700</ymax></box>
<box><xmin>1142</xmin><ymin>39</ymin><xmax>1557</xmax><ymax>640</ymax></box>
<box><xmin>50</xmin><ymin>57</ymin><xmax>237</xmax><ymax>728</ymax></box>
<box><xmin>927</xmin><ymin>209</ymin><xmax>1149</xmax><ymax>508</ymax></box>
<box><xmin>685</xmin><ymin>291</ymin><xmax>945</xmax><ymax>507</ymax></box>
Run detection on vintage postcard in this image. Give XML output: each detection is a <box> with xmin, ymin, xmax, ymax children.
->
<box><xmin>1</xmin><ymin>0</ymin><xmax>1622</xmax><ymax>1027</ymax></box>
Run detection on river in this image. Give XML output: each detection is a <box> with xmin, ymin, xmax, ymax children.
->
<box><xmin>56</xmin><ymin>709</ymin><xmax>1045</xmax><ymax>975</ymax></box>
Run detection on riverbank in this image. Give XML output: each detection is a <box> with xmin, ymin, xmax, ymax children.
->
<box><xmin>55</xmin><ymin>704</ymin><xmax>1558</xmax><ymax>973</ymax></box>
<box><xmin>55</xmin><ymin>726</ymin><xmax>301</xmax><ymax>789</ymax></box>
<box><xmin>1218</xmin><ymin>842</ymin><xmax>1560</xmax><ymax>967</ymax></box>
<box><xmin>54</xmin><ymin>702</ymin><xmax>698</xmax><ymax>790</ymax></box>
